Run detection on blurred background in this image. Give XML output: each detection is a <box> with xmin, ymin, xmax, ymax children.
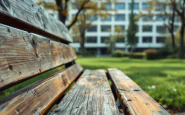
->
<box><xmin>34</xmin><ymin>0</ymin><xmax>184</xmax><ymax>59</ymax></box>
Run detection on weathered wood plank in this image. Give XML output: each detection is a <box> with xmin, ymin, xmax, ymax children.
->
<box><xmin>0</xmin><ymin>24</ymin><xmax>77</xmax><ymax>90</ymax></box>
<box><xmin>0</xmin><ymin>0</ymin><xmax>72</xmax><ymax>43</ymax></box>
<box><xmin>51</xmin><ymin>70</ymin><xmax>119</xmax><ymax>115</ymax></box>
<box><xmin>108</xmin><ymin>68</ymin><xmax>169</xmax><ymax>115</ymax></box>
<box><xmin>0</xmin><ymin>63</ymin><xmax>83</xmax><ymax>115</ymax></box>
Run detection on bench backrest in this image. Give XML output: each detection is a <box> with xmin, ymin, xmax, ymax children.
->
<box><xmin>0</xmin><ymin>0</ymin><xmax>82</xmax><ymax>114</ymax></box>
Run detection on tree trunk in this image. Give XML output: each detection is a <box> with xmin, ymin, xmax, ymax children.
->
<box><xmin>130</xmin><ymin>45</ymin><xmax>133</xmax><ymax>53</ymax></box>
<box><xmin>170</xmin><ymin>9</ymin><xmax>176</xmax><ymax>51</ymax></box>
<box><xmin>171</xmin><ymin>32</ymin><xmax>176</xmax><ymax>50</ymax></box>
<box><xmin>111</xmin><ymin>44</ymin><xmax>115</xmax><ymax>54</ymax></box>
<box><xmin>55</xmin><ymin>0</ymin><xmax>66</xmax><ymax>24</ymax></box>
<box><xmin>179</xmin><ymin>26</ymin><xmax>184</xmax><ymax>58</ymax></box>
<box><xmin>80</xmin><ymin>32</ymin><xmax>85</xmax><ymax>55</ymax></box>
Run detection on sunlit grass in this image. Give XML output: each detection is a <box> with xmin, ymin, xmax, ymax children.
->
<box><xmin>77</xmin><ymin>57</ymin><xmax>185</xmax><ymax>112</ymax></box>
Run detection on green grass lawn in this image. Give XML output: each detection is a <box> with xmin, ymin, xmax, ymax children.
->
<box><xmin>77</xmin><ymin>57</ymin><xmax>185</xmax><ymax>112</ymax></box>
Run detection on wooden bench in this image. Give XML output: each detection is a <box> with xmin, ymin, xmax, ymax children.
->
<box><xmin>0</xmin><ymin>1</ymin><xmax>169</xmax><ymax>115</ymax></box>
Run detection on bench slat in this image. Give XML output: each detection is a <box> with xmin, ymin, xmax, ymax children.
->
<box><xmin>51</xmin><ymin>70</ymin><xmax>119</xmax><ymax>115</ymax></box>
<box><xmin>0</xmin><ymin>63</ymin><xmax>83</xmax><ymax>115</ymax></box>
<box><xmin>0</xmin><ymin>24</ymin><xmax>77</xmax><ymax>90</ymax></box>
<box><xmin>0</xmin><ymin>0</ymin><xmax>72</xmax><ymax>43</ymax></box>
<box><xmin>108</xmin><ymin>68</ymin><xmax>169</xmax><ymax>115</ymax></box>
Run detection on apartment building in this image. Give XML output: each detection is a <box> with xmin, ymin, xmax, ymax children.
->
<box><xmin>68</xmin><ymin>0</ymin><xmax>180</xmax><ymax>55</ymax></box>
<box><xmin>33</xmin><ymin>0</ymin><xmax>180</xmax><ymax>55</ymax></box>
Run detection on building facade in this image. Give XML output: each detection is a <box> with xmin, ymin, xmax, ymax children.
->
<box><xmin>68</xmin><ymin>0</ymin><xmax>180</xmax><ymax>55</ymax></box>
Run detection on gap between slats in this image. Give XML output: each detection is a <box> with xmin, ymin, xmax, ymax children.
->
<box><xmin>0</xmin><ymin>64</ymin><xmax>83</xmax><ymax>115</ymax></box>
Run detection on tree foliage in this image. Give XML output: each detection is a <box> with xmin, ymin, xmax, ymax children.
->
<box><xmin>171</xmin><ymin>0</ymin><xmax>185</xmax><ymax>58</ymax></box>
<box><xmin>148</xmin><ymin>0</ymin><xmax>185</xmax><ymax>58</ymax></box>
<box><xmin>127</xmin><ymin>0</ymin><xmax>138</xmax><ymax>52</ymax></box>
<box><xmin>155</xmin><ymin>0</ymin><xmax>177</xmax><ymax>51</ymax></box>
<box><xmin>36</xmin><ymin>0</ymin><xmax>91</xmax><ymax>29</ymax></box>
<box><xmin>106</xmin><ymin>26</ymin><xmax>125</xmax><ymax>54</ymax></box>
<box><xmin>71</xmin><ymin>1</ymin><xmax>113</xmax><ymax>54</ymax></box>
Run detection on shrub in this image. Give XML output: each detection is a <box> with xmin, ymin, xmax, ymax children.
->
<box><xmin>129</xmin><ymin>52</ymin><xmax>145</xmax><ymax>59</ymax></box>
<box><xmin>167</xmin><ymin>54</ymin><xmax>179</xmax><ymax>59</ymax></box>
<box><xmin>144</xmin><ymin>49</ymin><xmax>159</xmax><ymax>60</ymax></box>
<box><xmin>84</xmin><ymin>51</ymin><xmax>97</xmax><ymax>56</ymax></box>
<box><xmin>158</xmin><ymin>47</ymin><xmax>174</xmax><ymax>58</ymax></box>
<box><xmin>112</xmin><ymin>50</ymin><xmax>124</xmax><ymax>57</ymax></box>
<box><xmin>77</xmin><ymin>51</ymin><xmax>97</xmax><ymax>56</ymax></box>
<box><xmin>123</xmin><ymin>52</ymin><xmax>130</xmax><ymax>57</ymax></box>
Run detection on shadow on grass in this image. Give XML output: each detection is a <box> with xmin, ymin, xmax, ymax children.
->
<box><xmin>0</xmin><ymin>65</ymin><xmax>65</xmax><ymax>99</ymax></box>
<box><xmin>92</xmin><ymin>58</ymin><xmax>149</xmax><ymax>64</ymax></box>
<box><xmin>80</xmin><ymin>57</ymin><xmax>185</xmax><ymax>65</ymax></box>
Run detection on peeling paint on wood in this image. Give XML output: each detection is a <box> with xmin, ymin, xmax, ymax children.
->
<box><xmin>108</xmin><ymin>68</ymin><xmax>169</xmax><ymax>115</ymax></box>
<box><xmin>51</xmin><ymin>70</ymin><xmax>120</xmax><ymax>115</ymax></box>
<box><xmin>0</xmin><ymin>64</ymin><xmax>83</xmax><ymax>115</ymax></box>
<box><xmin>0</xmin><ymin>24</ymin><xmax>77</xmax><ymax>90</ymax></box>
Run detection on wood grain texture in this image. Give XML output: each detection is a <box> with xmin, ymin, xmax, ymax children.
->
<box><xmin>0</xmin><ymin>63</ymin><xmax>83</xmax><ymax>115</ymax></box>
<box><xmin>108</xmin><ymin>68</ymin><xmax>169</xmax><ymax>115</ymax></box>
<box><xmin>0</xmin><ymin>0</ymin><xmax>72</xmax><ymax>43</ymax></box>
<box><xmin>51</xmin><ymin>70</ymin><xmax>119</xmax><ymax>115</ymax></box>
<box><xmin>0</xmin><ymin>24</ymin><xmax>77</xmax><ymax>90</ymax></box>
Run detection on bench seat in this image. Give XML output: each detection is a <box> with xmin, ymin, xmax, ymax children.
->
<box><xmin>51</xmin><ymin>70</ymin><xmax>119</xmax><ymax>115</ymax></box>
<box><xmin>0</xmin><ymin>64</ymin><xmax>83</xmax><ymax>114</ymax></box>
<box><xmin>108</xmin><ymin>69</ymin><xmax>169</xmax><ymax>115</ymax></box>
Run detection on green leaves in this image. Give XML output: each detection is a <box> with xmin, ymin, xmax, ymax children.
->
<box><xmin>127</xmin><ymin>0</ymin><xmax>138</xmax><ymax>51</ymax></box>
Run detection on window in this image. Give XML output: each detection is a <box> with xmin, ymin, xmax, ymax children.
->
<box><xmin>101</xmin><ymin>25</ymin><xmax>111</xmax><ymax>32</ymax></box>
<box><xmin>115</xmin><ymin>14</ymin><xmax>125</xmax><ymax>21</ymax></box>
<box><xmin>115</xmin><ymin>25</ymin><xmax>125</xmax><ymax>30</ymax></box>
<box><xmin>156</xmin><ymin>4</ymin><xmax>164</xmax><ymax>11</ymax></box>
<box><xmin>142</xmin><ymin>37</ymin><xmax>152</xmax><ymax>43</ymax></box>
<box><xmin>175</xmin><ymin>16</ymin><xmax>180</xmax><ymax>21</ymax></box>
<box><xmin>156</xmin><ymin>15</ymin><xmax>165</xmax><ymax>21</ymax></box>
<box><xmin>156</xmin><ymin>26</ymin><xmax>166</xmax><ymax>33</ymax></box>
<box><xmin>142</xmin><ymin>3</ymin><xmax>150</xmax><ymax>10</ymax></box>
<box><xmin>128</xmin><ymin>3</ymin><xmax>139</xmax><ymax>10</ymax></box>
<box><xmin>87</xmin><ymin>25</ymin><xmax>97</xmax><ymax>32</ymax></box>
<box><xmin>101</xmin><ymin>15</ymin><xmax>111</xmax><ymax>21</ymax></box>
<box><xmin>156</xmin><ymin>37</ymin><xmax>165</xmax><ymax>43</ymax></box>
<box><xmin>115</xmin><ymin>3</ymin><xmax>125</xmax><ymax>10</ymax></box>
<box><xmin>86</xmin><ymin>37</ymin><xmax>97</xmax><ymax>43</ymax></box>
<box><xmin>105</xmin><ymin>3</ymin><xmax>111</xmax><ymax>9</ymax></box>
<box><xmin>143</xmin><ymin>25</ymin><xmax>152</xmax><ymax>32</ymax></box>
<box><xmin>86</xmin><ymin>48</ymin><xmax>97</xmax><ymax>55</ymax></box>
<box><xmin>174</xmin><ymin>25</ymin><xmax>179</xmax><ymax>32</ymax></box>
<box><xmin>142</xmin><ymin>15</ymin><xmax>153</xmax><ymax>21</ymax></box>
<box><xmin>116</xmin><ymin>37</ymin><xmax>125</xmax><ymax>43</ymax></box>
<box><xmin>101</xmin><ymin>37</ymin><xmax>110</xmax><ymax>43</ymax></box>
<box><xmin>88</xmin><ymin>16</ymin><xmax>97</xmax><ymax>21</ymax></box>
